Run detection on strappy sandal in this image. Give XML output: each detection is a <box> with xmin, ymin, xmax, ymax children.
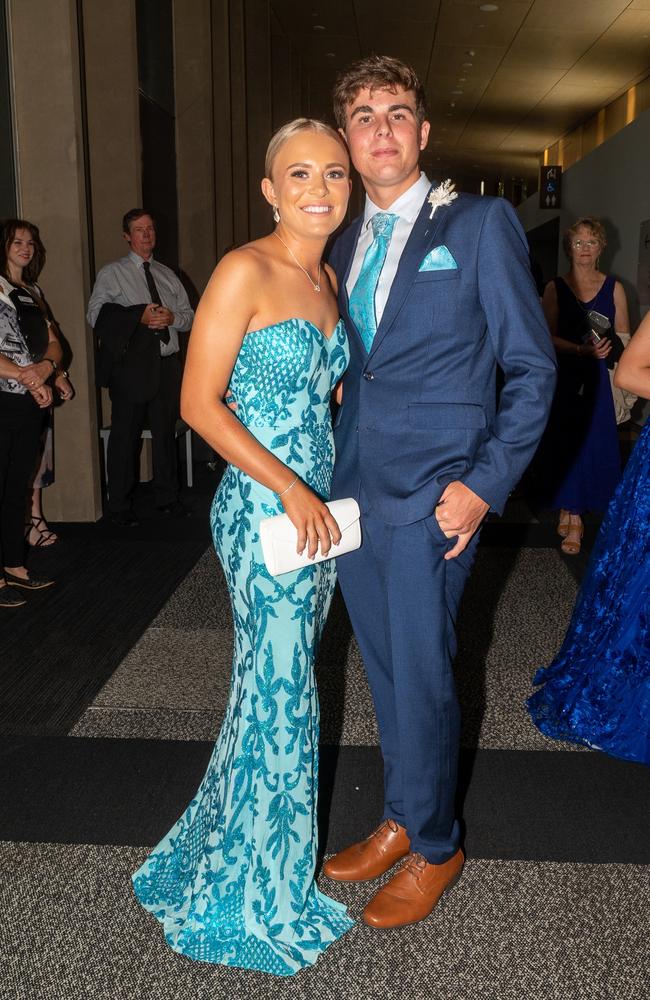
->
<box><xmin>25</xmin><ymin>515</ymin><xmax>58</xmax><ymax>547</ymax></box>
<box><xmin>557</xmin><ymin>509</ymin><xmax>570</xmax><ymax>538</ymax></box>
<box><xmin>560</xmin><ymin>516</ymin><xmax>583</xmax><ymax>556</ymax></box>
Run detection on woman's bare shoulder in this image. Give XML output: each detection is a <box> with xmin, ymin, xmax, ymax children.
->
<box><xmin>219</xmin><ymin>242</ymin><xmax>273</xmax><ymax>275</ymax></box>
<box><xmin>205</xmin><ymin>242</ymin><xmax>275</xmax><ymax>300</ymax></box>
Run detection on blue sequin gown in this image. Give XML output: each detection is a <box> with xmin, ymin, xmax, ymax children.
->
<box><xmin>133</xmin><ymin>318</ymin><xmax>354</xmax><ymax>974</ymax></box>
<box><xmin>528</xmin><ymin>418</ymin><xmax>650</xmax><ymax>765</ymax></box>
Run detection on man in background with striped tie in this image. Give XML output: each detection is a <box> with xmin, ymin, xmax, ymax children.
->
<box><xmin>88</xmin><ymin>210</ymin><xmax>194</xmax><ymax>526</ymax></box>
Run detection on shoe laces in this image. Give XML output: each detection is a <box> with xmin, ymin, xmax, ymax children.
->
<box><xmin>399</xmin><ymin>852</ymin><xmax>427</xmax><ymax>876</ymax></box>
<box><xmin>370</xmin><ymin>819</ymin><xmax>399</xmax><ymax>840</ymax></box>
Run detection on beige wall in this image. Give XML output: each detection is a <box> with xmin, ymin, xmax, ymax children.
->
<box><xmin>9</xmin><ymin>0</ymin><xmax>102</xmax><ymax>521</ymax></box>
<box><xmin>6</xmin><ymin>0</ymin><xmax>308</xmax><ymax>520</ymax></box>
<box><xmin>544</xmin><ymin>75</ymin><xmax>650</xmax><ymax>172</ymax></box>
<box><xmin>211</xmin><ymin>0</ymin><xmax>234</xmax><ymax>260</ymax></box>
<box><xmin>211</xmin><ymin>0</ymin><xmax>280</xmax><ymax>258</ymax></box>
<box><xmin>229</xmin><ymin>0</ymin><xmax>251</xmax><ymax>248</ymax></box>
<box><xmin>174</xmin><ymin>0</ymin><xmax>216</xmax><ymax>299</ymax></box>
<box><xmin>83</xmin><ymin>0</ymin><xmax>142</xmax><ymax>433</ymax></box>
<box><xmin>243</xmin><ymin>0</ymin><xmax>273</xmax><ymax>241</ymax></box>
<box><xmin>83</xmin><ymin>0</ymin><xmax>142</xmax><ymax>270</ymax></box>
<box><xmin>519</xmin><ymin>108</ymin><xmax>650</xmax><ymax>420</ymax></box>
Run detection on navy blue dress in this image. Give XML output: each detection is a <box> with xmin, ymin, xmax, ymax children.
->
<box><xmin>528</xmin><ymin>418</ymin><xmax>650</xmax><ymax>765</ymax></box>
<box><xmin>535</xmin><ymin>275</ymin><xmax>620</xmax><ymax>513</ymax></box>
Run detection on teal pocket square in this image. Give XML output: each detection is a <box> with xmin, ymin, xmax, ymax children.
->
<box><xmin>419</xmin><ymin>245</ymin><xmax>458</xmax><ymax>271</ymax></box>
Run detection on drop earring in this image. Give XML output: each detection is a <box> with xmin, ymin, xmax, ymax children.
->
<box><xmin>273</xmin><ymin>205</ymin><xmax>280</xmax><ymax>224</ymax></box>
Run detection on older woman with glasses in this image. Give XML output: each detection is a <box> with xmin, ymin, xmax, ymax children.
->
<box><xmin>534</xmin><ymin>216</ymin><xmax>629</xmax><ymax>555</ymax></box>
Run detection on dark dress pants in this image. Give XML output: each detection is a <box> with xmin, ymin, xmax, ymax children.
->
<box><xmin>107</xmin><ymin>355</ymin><xmax>182</xmax><ymax>513</ymax></box>
<box><xmin>0</xmin><ymin>392</ymin><xmax>44</xmax><ymax>567</ymax></box>
<box><xmin>336</xmin><ymin>498</ymin><xmax>480</xmax><ymax>864</ymax></box>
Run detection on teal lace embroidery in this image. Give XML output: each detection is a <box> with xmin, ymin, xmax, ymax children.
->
<box><xmin>133</xmin><ymin>318</ymin><xmax>353</xmax><ymax>975</ymax></box>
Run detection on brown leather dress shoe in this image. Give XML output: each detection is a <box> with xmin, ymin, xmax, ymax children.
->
<box><xmin>363</xmin><ymin>848</ymin><xmax>464</xmax><ymax>928</ymax></box>
<box><xmin>322</xmin><ymin>819</ymin><xmax>410</xmax><ymax>882</ymax></box>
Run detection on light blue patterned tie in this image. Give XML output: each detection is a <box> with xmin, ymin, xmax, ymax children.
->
<box><xmin>349</xmin><ymin>212</ymin><xmax>398</xmax><ymax>352</ymax></box>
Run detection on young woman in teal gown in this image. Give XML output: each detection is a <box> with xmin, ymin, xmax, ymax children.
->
<box><xmin>132</xmin><ymin>120</ymin><xmax>354</xmax><ymax>974</ymax></box>
<box><xmin>529</xmin><ymin>311</ymin><xmax>650</xmax><ymax>765</ymax></box>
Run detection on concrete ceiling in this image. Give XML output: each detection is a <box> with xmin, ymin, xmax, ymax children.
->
<box><xmin>271</xmin><ymin>0</ymin><xmax>650</xmax><ymax>183</ymax></box>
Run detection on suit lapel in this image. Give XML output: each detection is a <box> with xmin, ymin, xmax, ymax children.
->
<box><xmin>368</xmin><ymin>190</ymin><xmax>452</xmax><ymax>361</ymax></box>
<box><xmin>336</xmin><ymin>214</ymin><xmax>365</xmax><ymax>348</ymax></box>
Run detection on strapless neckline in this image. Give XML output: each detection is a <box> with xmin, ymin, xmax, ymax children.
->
<box><xmin>246</xmin><ymin>317</ymin><xmax>343</xmax><ymax>343</ymax></box>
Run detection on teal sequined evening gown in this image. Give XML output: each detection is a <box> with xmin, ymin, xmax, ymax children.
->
<box><xmin>133</xmin><ymin>318</ymin><xmax>353</xmax><ymax>975</ymax></box>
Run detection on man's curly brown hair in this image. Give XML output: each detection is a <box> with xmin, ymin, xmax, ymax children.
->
<box><xmin>332</xmin><ymin>55</ymin><xmax>428</xmax><ymax>130</ymax></box>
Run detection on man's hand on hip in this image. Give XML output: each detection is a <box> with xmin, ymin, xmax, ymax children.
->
<box><xmin>434</xmin><ymin>481</ymin><xmax>489</xmax><ymax>560</ymax></box>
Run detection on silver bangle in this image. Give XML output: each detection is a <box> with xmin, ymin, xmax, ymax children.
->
<box><xmin>277</xmin><ymin>475</ymin><xmax>299</xmax><ymax>498</ymax></box>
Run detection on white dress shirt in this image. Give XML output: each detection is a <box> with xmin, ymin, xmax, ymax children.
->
<box><xmin>87</xmin><ymin>251</ymin><xmax>194</xmax><ymax>357</ymax></box>
<box><xmin>346</xmin><ymin>172</ymin><xmax>432</xmax><ymax>326</ymax></box>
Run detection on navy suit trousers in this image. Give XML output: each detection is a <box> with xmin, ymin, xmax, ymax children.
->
<box><xmin>336</xmin><ymin>495</ymin><xmax>480</xmax><ymax>863</ymax></box>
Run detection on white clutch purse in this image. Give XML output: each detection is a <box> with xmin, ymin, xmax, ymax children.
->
<box><xmin>259</xmin><ymin>497</ymin><xmax>361</xmax><ymax>577</ymax></box>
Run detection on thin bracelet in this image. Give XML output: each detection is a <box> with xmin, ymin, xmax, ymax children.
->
<box><xmin>277</xmin><ymin>475</ymin><xmax>299</xmax><ymax>498</ymax></box>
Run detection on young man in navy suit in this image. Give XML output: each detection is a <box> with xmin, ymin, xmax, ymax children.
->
<box><xmin>324</xmin><ymin>56</ymin><xmax>556</xmax><ymax>928</ymax></box>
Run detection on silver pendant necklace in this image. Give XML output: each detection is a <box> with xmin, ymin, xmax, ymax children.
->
<box><xmin>273</xmin><ymin>231</ymin><xmax>321</xmax><ymax>292</ymax></box>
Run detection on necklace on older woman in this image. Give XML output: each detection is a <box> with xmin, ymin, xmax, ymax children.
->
<box><xmin>273</xmin><ymin>231</ymin><xmax>321</xmax><ymax>292</ymax></box>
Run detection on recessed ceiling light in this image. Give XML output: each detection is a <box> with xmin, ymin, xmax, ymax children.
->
<box><xmin>313</xmin><ymin>24</ymin><xmax>326</xmax><ymax>31</ymax></box>
<box><xmin>462</xmin><ymin>62</ymin><xmax>473</xmax><ymax>68</ymax></box>
<box><xmin>458</xmin><ymin>77</ymin><xmax>467</xmax><ymax>82</ymax></box>
<box><xmin>325</xmin><ymin>52</ymin><xmax>336</xmax><ymax>58</ymax></box>
<box><xmin>479</xmin><ymin>3</ymin><xmax>499</xmax><ymax>10</ymax></box>
<box><xmin>452</xmin><ymin>90</ymin><xmax>463</xmax><ymax>95</ymax></box>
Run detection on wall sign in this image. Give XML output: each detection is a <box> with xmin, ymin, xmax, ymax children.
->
<box><xmin>539</xmin><ymin>166</ymin><xmax>562</xmax><ymax>209</ymax></box>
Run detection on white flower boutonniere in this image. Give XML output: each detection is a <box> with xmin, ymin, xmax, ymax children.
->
<box><xmin>428</xmin><ymin>179</ymin><xmax>458</xmax><ymax>220</ymax></box>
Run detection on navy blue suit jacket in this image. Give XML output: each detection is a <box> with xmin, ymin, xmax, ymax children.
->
<box><xmin>329</xmin><ymin>190</ymin><xmax>557</xmax><ymax>523</ymax></box>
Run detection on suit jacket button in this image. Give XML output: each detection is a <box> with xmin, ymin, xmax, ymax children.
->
<box><xmin>363</xmin><ymin>371</ymin><xmax>374</xmax><ymax>381</ymax></box>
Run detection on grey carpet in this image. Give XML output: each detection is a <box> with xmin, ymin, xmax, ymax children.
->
<box><xmin>72</xmin><ymin>547</ymin><xmax>581</xmax><ymax>751</ymax></box>
<box><xmin>1</xmin><ymin>842</ymin><xmax>647</xmax><ymax>1000</ymax></box>
<box><xmin>4</xmin><ymin>497</ymin><xmax>647</xmax><ymax>1000</ymax></box>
